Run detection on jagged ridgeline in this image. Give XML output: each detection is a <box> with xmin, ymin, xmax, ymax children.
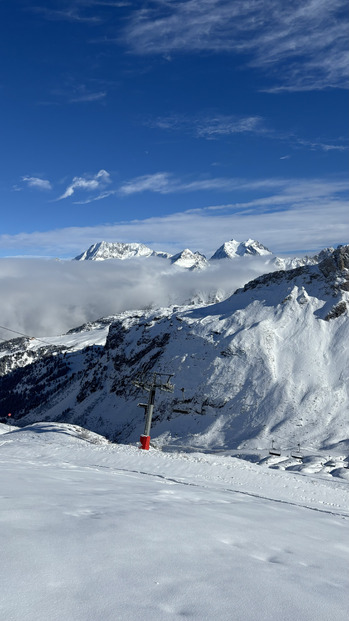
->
<box><xmin>72</xmin><ymin>238</ymin><xmax>334</xmax><ymax>270</ymax></box>
<box><xmin>0</xmin><ymin>246</ymin><xmax>348</xmax><ymax>451</ymax></box>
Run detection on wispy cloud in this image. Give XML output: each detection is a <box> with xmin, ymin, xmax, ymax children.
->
<box><xmin>294</xmin><ymin>138</ymin><xmax>348</xmax><ymax>152</ymax></box>
<box><xmin>2</xmin><ymin>177</ymin><xmax>347</xmax><ymax>259</ymax></box>
<box><xmin>58</xmin><ymin>169</ymin><xmax>111</xmax><ymax>200</ymax></box>
<box><xmin>69</xmin><ymin>90</ymin><xmax>106</xmax><ymax>103</ymax></box>
<box><xmin>42</xmin><ymin>80</ymin><xmax>109</xmax><ymax>106</ymax></box>
<box><xmin>149</xmin><ymin>114</ymin><xmax>267</xmax><ymax>139</ymax></box>
<box><xmin>79</xmin><ymin>1</ymin><xmax>130</xmax><ymax>6</ymax></box>
<box><xmin>202</xmin><ymin>178</ymin><xmax>349</xmax><ymax>214</ymax></box>
<box><xmin>31</xmin><ymin>1</ymin><xmax>129</xmax><ymax>24</ymax></box>
<box><xmin>21</xmin><ymin>176</ymin><xmax>52</xmax><ymax>191</ymax></box>
<box><xmin>123</xmin><ymin>0</ymin><xmax>348</xmax><ymax>91</ymax></box>
<box><xmin>119</xmin><ymin>172</ymin><xmax>306</xmax><ymax>197</ymax></box>
<box><xmin>148</xmin><ymin>112</ymin><xmax>348</xmax><ymax>153</ymax></box>
<box><xmin>196</xmin><ymin>116</ymin><xmax>266</xmax><ymax>139</ymax></box>
<box><xmin>31</xmin><ymin>5</ymin><xmax>102</xmax><ymax>24</ymax></box>
<box><xmin>119</xmin><ymin>172</ymin><xmax>172</xmax><ymax>195</ymax></box>
<box><xmin>74</xmin><ymin>190</ymin><xmax>117</xmax><ymax>204</ymax></box>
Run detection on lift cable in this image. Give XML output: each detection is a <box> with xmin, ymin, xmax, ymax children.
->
<box><xmin>0</xmin><ymin>324</ymin><xmax>59</xmax><ymax>347</ymax></box>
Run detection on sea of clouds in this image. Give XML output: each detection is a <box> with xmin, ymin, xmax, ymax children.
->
<box><xmin>0</xmin><ymin>256</ymin><xmax>273</xmax><ymax>338</ymax></box>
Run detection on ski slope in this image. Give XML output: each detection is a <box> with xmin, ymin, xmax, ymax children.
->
<box><xmin>0</xmin><ymin>423</ymin><xmax>348</xmax><ymax>621</ymax></box>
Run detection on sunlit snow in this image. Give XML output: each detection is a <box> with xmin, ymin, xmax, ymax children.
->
<box><xmin>0</xmin><ymin>423</ymin><xmax>348</xmax><ymax>621</ymax></box>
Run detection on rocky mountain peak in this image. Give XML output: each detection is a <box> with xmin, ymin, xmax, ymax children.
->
<box><xmin>74</xmin><ymin>241</ymin><xmax>169</xmax><ymax>261</ymax></box>
<box><xmin>210</xmin><ymin>239</ymin><xmax>272</xmax><ymax>260</ymax></box>
<box><xmin>170</xmin><ymin>249</ymin><xmax>208</xmax><ymax>270</ymax></box>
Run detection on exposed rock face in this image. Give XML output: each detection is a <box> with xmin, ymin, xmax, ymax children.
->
<box><xmin>319</xmin><ymin>244</ymin><xmax>349</xmax><ymax>276</ymax></box>
<box><xmin>325</xmin><ymin>301</ymin><xmax>347</xmax><ymax>321</ymax></box>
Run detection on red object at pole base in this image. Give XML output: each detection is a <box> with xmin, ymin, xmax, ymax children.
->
<box><xmin>140</xmin><ymin>435</ymin><xmax>151</xmax><ymax>450</ymax></box>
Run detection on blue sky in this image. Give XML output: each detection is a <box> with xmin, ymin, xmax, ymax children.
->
<box><xmin>1</xmin><ymin>0</ymin><xmax>348</xmax><ymax>258</ymax></box>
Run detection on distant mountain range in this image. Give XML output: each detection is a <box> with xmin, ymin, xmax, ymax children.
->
<box><xmin>1</xmin><ymin>244</ymin><xmax>348</xmax><ymax>453</ymax></box>
<box><xmin>73</xmin><ymin>238</ymin><xmax>335</xmax><ymax>271</ymax></box>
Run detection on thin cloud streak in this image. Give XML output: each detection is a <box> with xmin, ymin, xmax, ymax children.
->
<box><xmin>148</xmin><ymin>113</ymin><xmax>348</xmax><ymax>152</ymax></box>
<box><xmin>148</xmin><ymin>114</ymin><xmax>268</xmax><ymax>139</ymax></box>
<box><xmin>123</xmin><ymin>0</ymin><xmax>348</xmax><ymax>90</ymax></box>
<box><xmin>118</xmin><ymin>173</ymin><xmax>287</xmax><ymax>196</ymax></box>
<box><xmin>31</xmin><ymin>6</ymin><xmax>102</xmax><ymax>23</ymax></box>
<box><xmin>69</xmin><ymin>91</ymin><xmax>106</xmax><ymax>103</ymax></box>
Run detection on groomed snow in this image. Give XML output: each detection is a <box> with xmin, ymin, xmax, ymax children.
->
<box><xmin>0</xmin><ymin>423</ymin><xmax>348</xmax><ymax>621</ymax></box>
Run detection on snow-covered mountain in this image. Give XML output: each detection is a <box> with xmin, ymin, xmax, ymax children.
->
<box><xmin>1</xmin><ymin>245</ymin><xmax>348</xmax><ymax>454</ymax></box>
<box><xmin>170</xmin><ymin>249</ymin><xmax>209</xmax><ymax>270</ymax></box>
<box><xmin>74</xmin><ymin>240</ymin><xmax>171</xmax><ymax>261</ymax></box>
<box><xmin>210</xmin><ymin>238</ymin><xmax>272</xmax><ymax>260</ymax></box>
<box><xmin>73</xmin><ymin>238</ymin><xmax>334</xmax><ymax>272</ymax></box>
<box><xmin>272</xmin><ymin>247</ymin><xmax>335</xmax><ymax>270</ymax></box>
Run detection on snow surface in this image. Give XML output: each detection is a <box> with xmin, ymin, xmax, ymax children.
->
<box><xmin>210</xmin><ymin>239</ymin><xmax>272</xmax><ymax>260</ymax></box>
<box><xmin>0</xmin><ymin>422</ymin><xmax>348</xmax><ymax>621</ymax></box>
<box><xmin>170</xmin><ymin>249</ymin><xmax>209</xmax><ymax>270</ymax></box>
<box><xmin>74</xmin><ymin>241</ymin><xmax>167</xmax><ymax>261</ymax></box>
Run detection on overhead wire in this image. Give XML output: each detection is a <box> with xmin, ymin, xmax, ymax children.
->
<box><xmin>0</xmin><ymin>324</ymin><xmax>58</xmax><ymax>347</ymax></box>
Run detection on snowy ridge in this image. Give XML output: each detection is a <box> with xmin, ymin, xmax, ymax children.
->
<box><xmin>210</xmin><ymin>238</ymin><xmax>272</xmax><ymax>260</ymax></box>
<box><xmin>273</xmin><ymin>246</ymin><xmax>335</xmax><ymax>270</ymax></box>
<box><xmin>0</xmin><ymin>246</ymin><xmax>348</xmax><ymax>456</ymax></box>
<box><xmin>73</xmin><ymin>238</ymin><xmax>337</xmax><ymax>273</ymax></box>
<box><xmin>74</xmin><ymin>240</ymin><xmax>171</xmax><ymax>261</ymax></box>
<box><xmin>170</xmin><ymin>248</ymin><xmax>209</xmax><ymax>270</ymax></box>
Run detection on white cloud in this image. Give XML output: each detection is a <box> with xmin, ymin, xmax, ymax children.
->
<box><xmin>1</xmin><ymin>177</ymin><xmax>347</xmax><ymax>259</ymax></box>
<box><xmin>58</xmin><ymin>169</ymin><xmax>111</xmax><ymax>200</ymax></box>
<box><xmin>74</xmin><ymin>190</ymin><xmax>118</xmax><ymax>204</ymax></box>
<box><xmin>294</xmin><ymin>139</ymin><xmax>348</xmax><ymax>152</ymax></box>
<box><xmin>22</xmin><ymin>176</ymin><xmax>52</xmax><ymax>191</ymax></box>
<box><xmin>195</xmin><ymin>116</ymin><xmax>266</xmax><ymax>138</ymax></box>
<box><xmin>149</xmin><ymin>114</ymin><xmax>267</xmax><ymax>139</ymax></box>
<box><xmin>119</xmin><ymin>172</ymin><xmax>172</xmax><ymax>195</ymax></box>
<box><xmin>123</xmin><ymin>0</ymin><xmax>348</xmax><ymax>90</ymax></box>
<box><xmin>0</xmin><ymin>255</ymin><xmax>271</xmax><ymax>337</ymax></box>
<box><xmin>119</xmin><ymin>173</ymin><xmax>294</xmax><ymax>196</ymax></box>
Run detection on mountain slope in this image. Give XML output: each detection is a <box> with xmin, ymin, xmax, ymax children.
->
<box><xmin>1</xmin><ymin>246</ymin><xmax>348</xmax><ymax>452</ymax></box>
<box><xmin>170</xmin><ymin>249</ymin><xmax>209</xmax><ymax>269</ymax></box>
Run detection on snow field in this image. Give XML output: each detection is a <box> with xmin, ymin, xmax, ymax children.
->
<box><xmin>0</xmin><ymin>423</ymin><xmax>348</xmax><ymax>621</ymax></box>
